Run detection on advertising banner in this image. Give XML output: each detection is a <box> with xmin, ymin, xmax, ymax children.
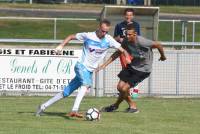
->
<box><xmin>0</xmin><ymin>48</ymin><xmax>82</xmax><ymax>92</ymax></box>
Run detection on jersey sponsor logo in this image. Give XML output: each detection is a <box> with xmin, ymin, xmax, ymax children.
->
<box><xmin>88</xmin><ymin>47</ymin><xmax>105</xmax><ymax>54</ymax></box>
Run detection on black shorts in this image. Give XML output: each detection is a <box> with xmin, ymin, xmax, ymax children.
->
<box><xmin>118</xmin><ymin>65</ymin><xmax>150</xmax><ymax>87</ymax></box>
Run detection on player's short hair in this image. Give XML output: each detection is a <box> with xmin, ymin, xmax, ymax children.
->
<box><xmin>124</xmin><ymin>8</ymin><xmax>135</xmax><ymax>15</ymax></box>
<box><xmin>126</xmin><ymin>24</ymin><xmax>136</xmax><ymax>31</ymax></box>
<box><xmin>100</xmin><ymin>19</ymin><xmax>111</xmax><ymax>26</ymax></box>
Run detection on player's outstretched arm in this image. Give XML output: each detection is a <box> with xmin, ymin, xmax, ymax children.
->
<box><xmin>95</xmin><ymin>50</ymin><xmax>121</xmax><ymax>72</ymax></box>
<box><xmin>55</xmin><ymin>34</ymin><xmax>76</xmax><ymax>53</ymax></box>
<box><xmin>152</xmin><ymin>42</ymin><xmax>166</xmax><ymax>61</ymax></box>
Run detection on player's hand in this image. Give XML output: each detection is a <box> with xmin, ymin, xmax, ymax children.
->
<box><xmin>126</xmin><ymin>57</ymin><xmax>131</xmax><ymax>64</ymax></box>
<box><xmin>119</xmin><ymin>38</ymin><xmax>124</xmax><ymax>43</ymax></box>
<box><xmin>94</xmin><ymin>68</ymin><xmax>100</xmax><ymax>73</ymax></box>
<box><xmin>159</xmin><ymin>55</ymin><xmax>166</xmax><ymax>61</ymax></box>
<box><xmin>126</xmin><ymin>54</ymin><xmax>133</xmax><ymax>64</ymax></box>
<box><xmin>55</xmin><ymin>45</ymin><xmax>64</xmax><ymax>54</ymax></box>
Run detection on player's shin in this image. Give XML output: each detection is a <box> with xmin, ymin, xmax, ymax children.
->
<box><xmin>71</xmin><ymin>86</ymin><xmax>88</xmax><ymax>112</ymax></box>
<box><xmin>36</xmin><ymin>91</ymin><xmax>64</xmax><ymax>116</ymax></box>
<box><xmin>41</xmin><ymin>92</ymin><xmax>64</xmax><ymax>109</ymax></box>
<box><xmin>114</xmin><ymin>93</ymin><xmax>124</xmax><ymax>107</ymax></box>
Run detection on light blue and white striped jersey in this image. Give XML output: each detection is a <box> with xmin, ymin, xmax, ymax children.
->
<box><xmin>76</xmin><ymin>32</ymin><xmax>121</xmax><ymax>72</ymax></box>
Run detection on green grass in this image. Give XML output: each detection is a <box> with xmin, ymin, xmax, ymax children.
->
<box><xmin>1</xmin><ymin>4</ymin><xmax>200</xmax><ymax>42</ymax></box>
<box><xmin>1</xmin><ymin>19</ymin><xmax>200</xmax><ymax>42</ymax></box>
<box><xmin>158</xmin><ymin>21</ymin><xmax>200</xmax><ymax>42</ymax></box>
<box><xmin>160</xmin><ymin>6</ymin><xmax>200</xmax><ymax>14</ymax></box>
<box><xmin>0</xmin><ymin>96</ymin><xmax>200</xmax><ymax>134</ymax></box>
<box><xmin>0</xmin><ymin>20</ymin><xmax>98</xmax><ymax>39</ymax></box>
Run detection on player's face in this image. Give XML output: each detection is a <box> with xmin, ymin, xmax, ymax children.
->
<box><xmin>126</xmin><ymin>30</ymin><xmax>136</xmax><ymax>42</ymax></box>
<box><xmin>124</xmin><ymin>11</ymin><xmax>134</xmax><ymax>23</ymax></box>
<box><xmin>97</xmin><ymin>23</ymin><xmax>110</xmax><ymax>39</ymax></box>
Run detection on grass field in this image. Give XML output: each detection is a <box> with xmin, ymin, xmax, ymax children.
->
<box><xmin>158</xmin><ymin>21</ymin><xmax>200</xmax><ymax>42</ymax></box>
<box><xmin>0</xmin><ymin>96</ymin><xmax>200</xmax><ymax>134</ymax></box>
<box><xmin>1</xmin><ymin>4</ymin><xmax>200</xmax><ymax>42</ymax></box>
<box><xmin>0</xmin><ymin>20</ymin><xmax>98</xmax><ymax>39</ymax></box>
<box><xmin>1</xmin><ymin>19</ymin><xmax>200</xmax><ymax>42</ymax></box>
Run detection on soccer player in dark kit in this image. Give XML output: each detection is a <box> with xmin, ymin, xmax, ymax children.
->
<box><xmin>97</xmin><ymin>24</ymin><xmax>166</xmax><ymax>113</ymax></box>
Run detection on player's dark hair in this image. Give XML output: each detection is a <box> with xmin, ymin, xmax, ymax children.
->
<box><xmin>124</xmin><ymin>8</ymin><xmax>135</xmax><ymax>15</ymax></box>
<box><xmin>100</xmin><ymin>19</ymin><xmax>111</xmax><ymax>26</ymax></box>
<box><xmin>126</xmin><ymin>23</ymin><xmax>136</xmax><ymax>31</ymax></box>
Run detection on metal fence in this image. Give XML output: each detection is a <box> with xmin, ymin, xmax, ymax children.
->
<box><xmin>0</xmin><ymin>39</ymin><xmax>200</xmax><ymax>97</ymax></box>
<box><xmin>1</xmin><ymin>17</ymin><xmax>200</xmax><ymax>43</ymax></box>
<box><xmin>0</xmin><ymin>16</ymin><xmax>200</xmax><ymax>97</ymax></box>
<box><xmin>159</xmin><ymin>19</ymin><xmax>200</xmax><ymax>42</ymax></box>
<box><xmin>103</xmin><ymin>49</ymin><xmax>200</xmax><ymax>96</ymax></box>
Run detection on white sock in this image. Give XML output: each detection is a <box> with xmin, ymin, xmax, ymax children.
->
<box><xmin>71</xmin><ymin>86</ymin><xmax>88</xmax><ymax>112</ymax></box>
<box><xmin>41</xmin><ymin>92</ymin><xmax>64</xmax><ymax>110</ymax></box>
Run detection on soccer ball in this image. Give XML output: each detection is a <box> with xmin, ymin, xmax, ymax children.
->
<box><xmin>85</xmin><ymin>108</ymin><xmax>100</xmax><ymax>121</ymax></box>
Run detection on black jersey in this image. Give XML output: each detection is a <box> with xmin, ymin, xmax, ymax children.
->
<box><xmin>114</xmin><ymin>20</ymin><xmax>140</xmax><ymax>38</ymax></box>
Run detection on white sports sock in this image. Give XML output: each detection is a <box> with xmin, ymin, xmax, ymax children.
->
<box><xmin>41</xmin><ymin>92</ymin><xmax>64</xmax><ymax>110</ymax></box>
<box><xmin>72</xmin><ymin>86</ymin><xmax>88</xmax><ymax>112</ymax></box>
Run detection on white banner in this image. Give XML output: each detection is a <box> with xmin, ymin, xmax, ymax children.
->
<box><xmin>0</xmin><ymin>48</ymin><xmax>82</xmax><ymax>92</ymax></box>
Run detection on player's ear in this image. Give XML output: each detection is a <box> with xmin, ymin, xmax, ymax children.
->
<box><xmin>134</xmin><ymin>32</ymin><xmax>137</xmax><ymax>36</ymax></box>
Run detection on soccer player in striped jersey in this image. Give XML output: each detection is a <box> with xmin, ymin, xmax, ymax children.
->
<box><xmin>70</xmin><ymin>8</ymin><xmax>140</xmax><ymax>117</ymax></box>
<box><xmin>35</xmin><ymin>19</ymin><xmax>131</xmax><ymax>117</ymax></box>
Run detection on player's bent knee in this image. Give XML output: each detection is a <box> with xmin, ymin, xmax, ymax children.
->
<box><xmin>121</xmin><ymin>87</ymin><xmax>129</xmax><ymax>93</ymax></box>
<box><xmin>117</xmin><ymin>84</ymin><xmax>123</xmax><ymax>91</ymax></box>
<box><xmin>117</xmin><ymin>87</ymin><xmax>126</xmax><ymax>93</ymax></box>
<box><xmin>117</xmin><ymin>86</ymin><xmax>122</xmax><ymax>92</ymax></box>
